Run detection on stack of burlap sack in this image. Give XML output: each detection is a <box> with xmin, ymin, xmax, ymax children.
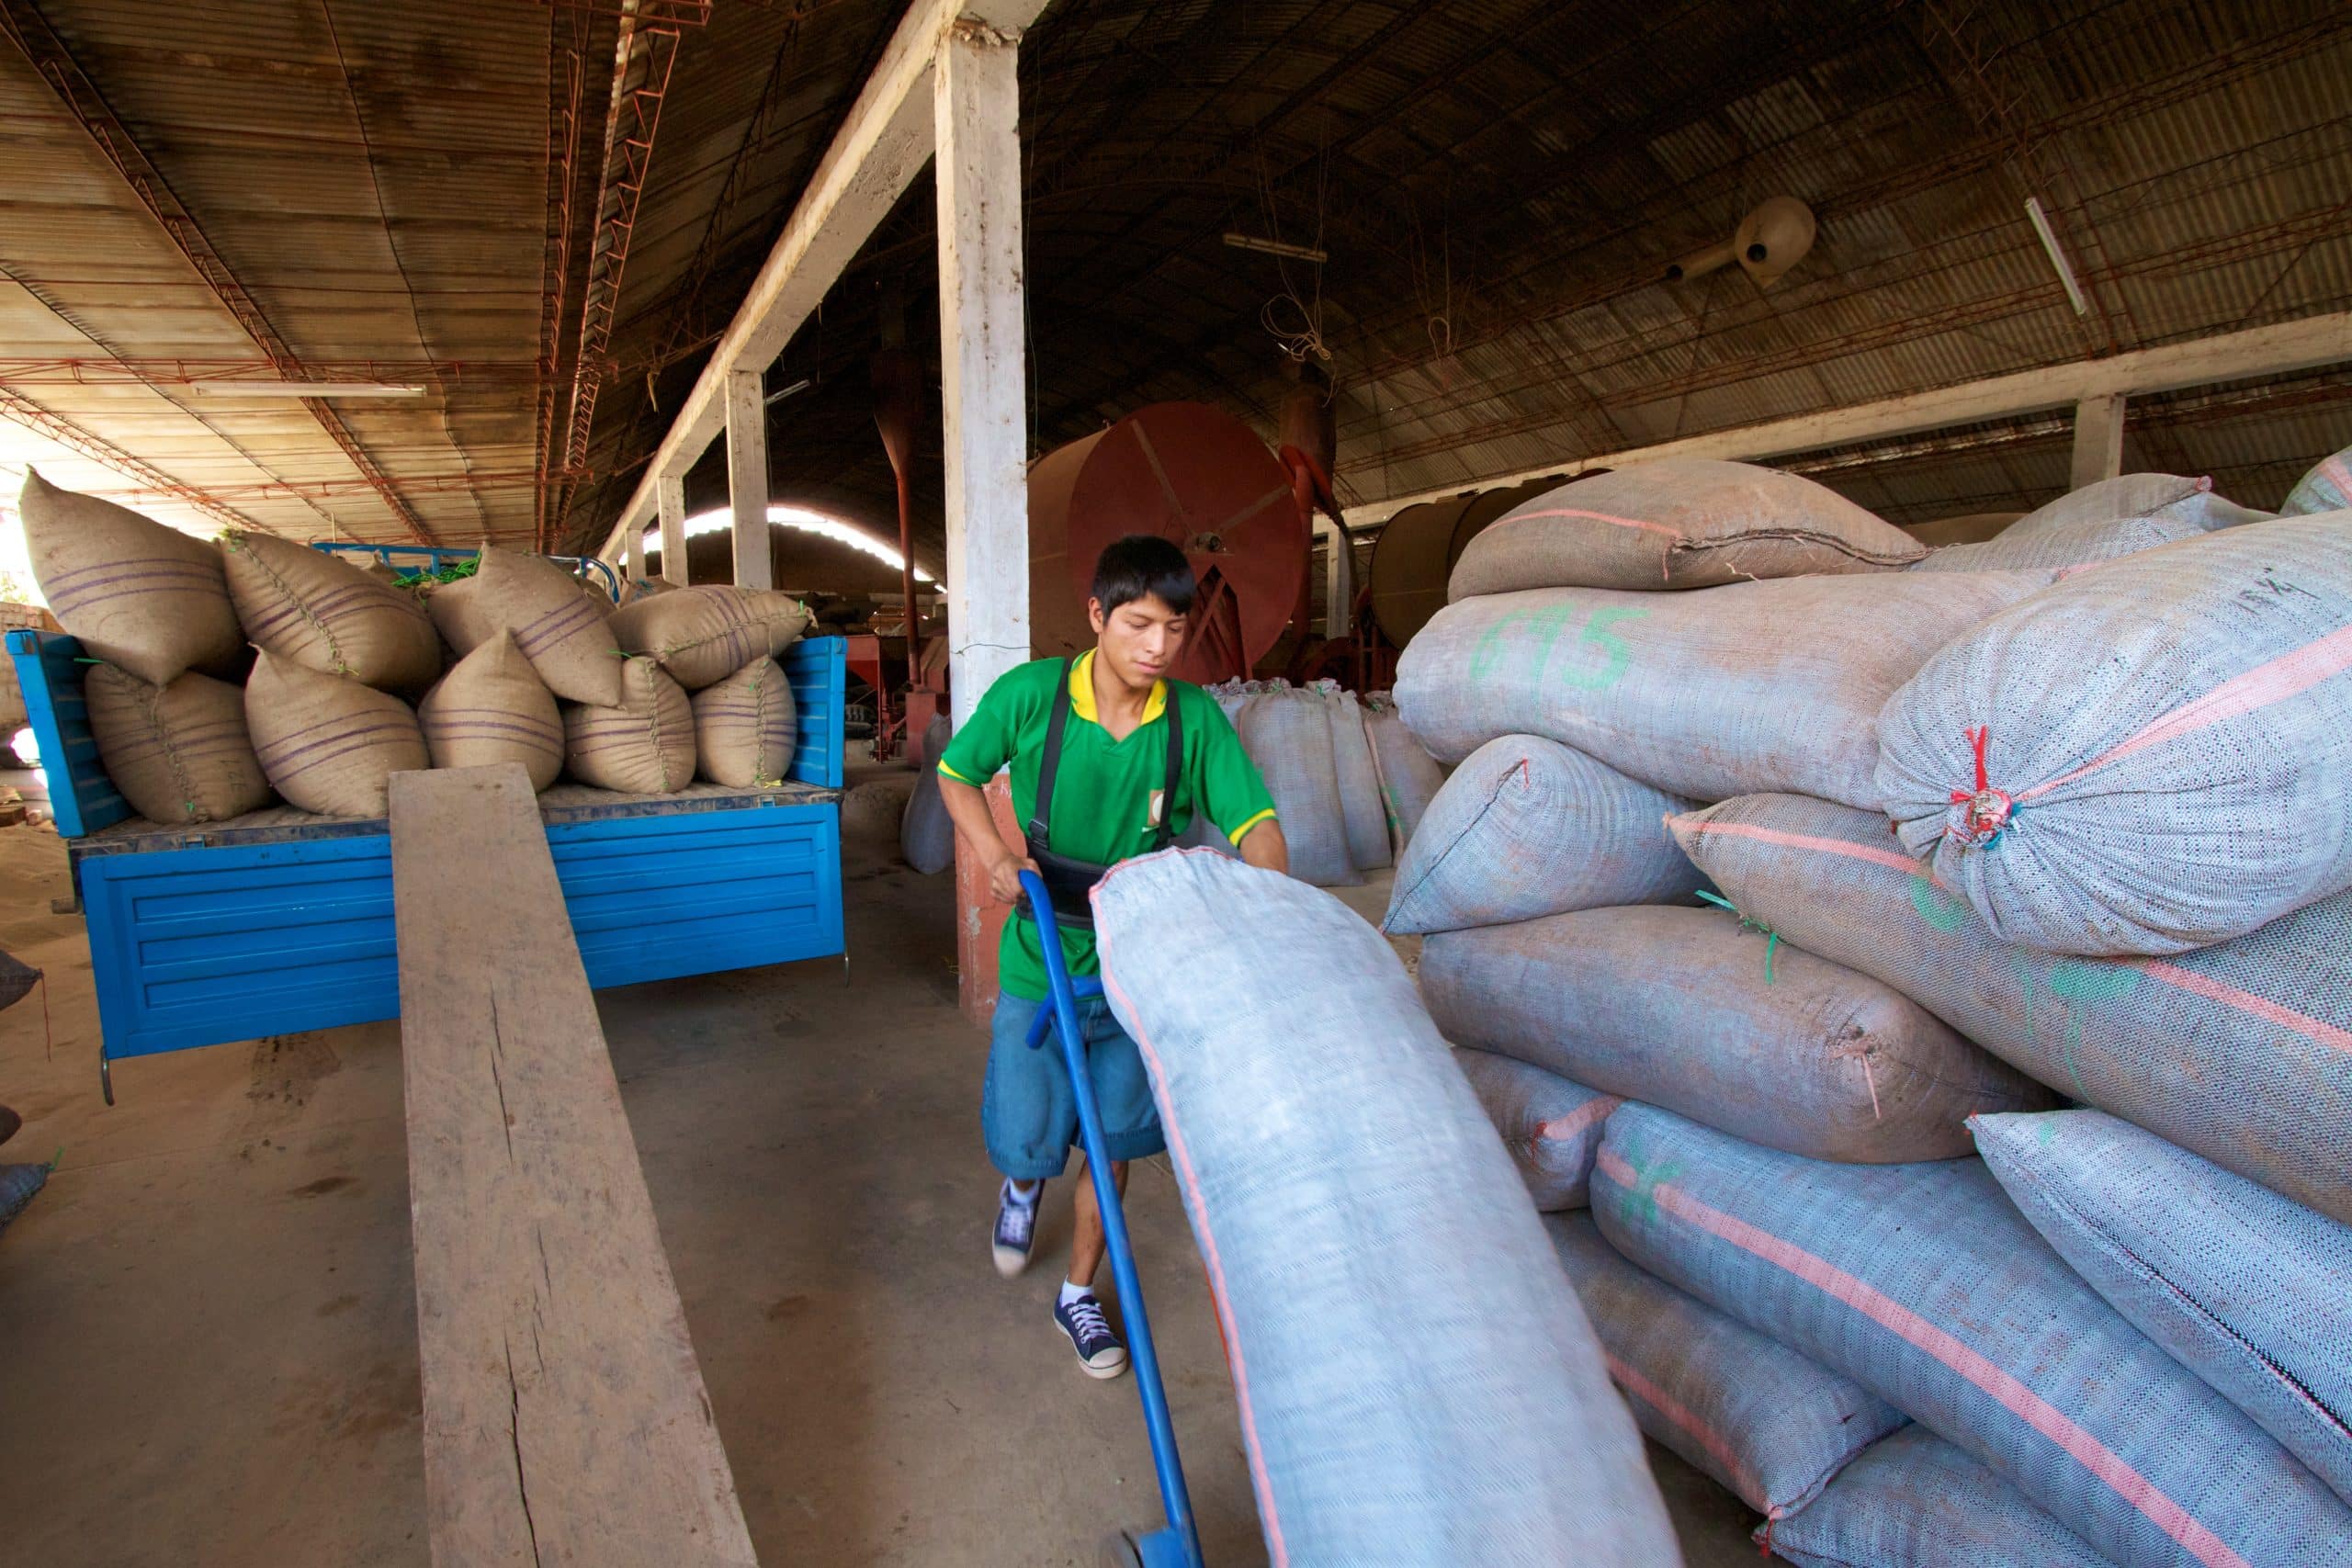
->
<box><xmin>18</xmin><ymin>472</ymin><xmax>808</xmax><ymax>824</ymax></box>
<box><xmin>1202</xmin><ymin>677</ymin><xmax>1446</xmax><ymax>886</ymax></box>
<box><xmin>1387</xmin><ymin>453</ymin><xmax>2352</xmax><ymax>1567</ymax></box>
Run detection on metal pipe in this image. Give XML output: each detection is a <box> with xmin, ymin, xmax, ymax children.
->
<box><xmin>1019</xmin><ymin>871</ymin><xmax>1204</xmax><ymax>1568</ymax></box>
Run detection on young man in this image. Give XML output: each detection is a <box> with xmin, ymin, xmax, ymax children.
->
<box><xmin>934</xmin><ymin>535</ymin><xmax>1287</xmax><ymax>1380</ymax></box>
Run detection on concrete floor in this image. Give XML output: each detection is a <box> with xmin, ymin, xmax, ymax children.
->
<box><xmin>0</xmin><ymin>775</ymin><xmax>1758</xmax><ymax>1566</ymax></box>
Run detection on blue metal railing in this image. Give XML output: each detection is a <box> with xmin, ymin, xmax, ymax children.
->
<box><xmin>307</xmin><ymin>541</ymin><xmax>622</xmax><ymax>599</ymax></box>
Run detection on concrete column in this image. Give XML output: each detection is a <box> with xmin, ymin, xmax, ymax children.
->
<box><xmin>2069</xmin><ymin>393</ymin><xmax>2126</xmax><ymax>491</ymax></box>
<box><xmin>724</xmin><ymin>368</ymin><xmax>773</xmax><ymax>589</ymax></box>
<box><xmin>622</xmin><ymin>497</ymin><xmax>644</xmax><ymax>582</ymax></box>
<box><xmin>935</xmin><ymin>16</ymin><xmax>1030</xmax><ymax>1025</ymax></box>
<box><xmin>1319</xmin><ymin>517</ymin><xmax>1355</xmax><ymax>637</ymax></box>
<box><xmin>656</xmin><ymin>472</ymin><xmax>688</xmax><ymax>585</ymax></box>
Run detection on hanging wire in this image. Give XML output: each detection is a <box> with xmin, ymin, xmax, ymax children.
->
<box><xmin>1250</xmin><ymin>119</ymin><xmax>1334</xmax><ymax>368</ymax></box>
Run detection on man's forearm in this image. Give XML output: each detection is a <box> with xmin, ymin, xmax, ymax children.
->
<box><xmin>939</xmin><ymin>773</ymin><xmax>1012</xmax><ymax>869</ymax></box>
<box><xmin>1237</xmin><ymin>818</ymin><xmax>1290</xmax><ymax>875</ymax></box>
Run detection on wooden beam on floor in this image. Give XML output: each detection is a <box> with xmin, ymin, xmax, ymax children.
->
<box><xmin>390</xmin><ymin>764</ymin><xmax>757</xmax><ymax>1567</ymax></box>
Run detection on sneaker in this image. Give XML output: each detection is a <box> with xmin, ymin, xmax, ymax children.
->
<box><xmin>992</xmin><ymin>1179</ymin><xmax>1040</xmax><ymax>1278</ymax></box>
<box><xmin>1052</xmin><ymin>1291</ymin><xmax>1129</xmax><ymax>1380</ymax></box>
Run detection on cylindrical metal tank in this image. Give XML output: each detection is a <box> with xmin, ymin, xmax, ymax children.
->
<box><xmin>1367</xmin><ymin>473</ymin><xmax>1576</xmax><ymax>646</ymax></box>
<box><xmin>1027</xmin><ymin>402</ymin><xmax>1306</xmax><ymax>684</ymax></box>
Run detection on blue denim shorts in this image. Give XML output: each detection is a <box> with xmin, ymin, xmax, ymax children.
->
<box><xmin>983</xmin><ymin>991</ymin><xmax>1166</xmax><ymax>1180</ymax></box>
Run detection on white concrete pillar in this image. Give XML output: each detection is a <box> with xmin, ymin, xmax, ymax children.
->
<box><xmin>934</xmin><ymin>17</ymin><xmax>1029</xmax><ymax>728</ymax></box>
<box><xmin>2069</xmin><ymin>393</ymin><xmax>2126</xmax><ymax>491</ymax></box>
<box><xmin>656</xmin><ymin>471</ymin><xmax>688</xmax><ymax>585</ymax></box>
<box><xmin>1318</xmin><ymin>517</ymin><xmax>1355</xmax><ymax>638</ymax></box>
<box><xmin>622</xmin><ymin>497</ymin><xmax>644</xmax><ymax>581</ymax></box>
<box><xmin>724</xmin><ymin>367</ymin><xmax>773</xmax><ymax>590</ymax></box>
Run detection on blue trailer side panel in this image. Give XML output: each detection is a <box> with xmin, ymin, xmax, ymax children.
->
<box><xmin>83</xmin><ymin>804</ymin><xmax>842</xmax><ymax>1059</ymax></box>
<box><xmin>80</xmin><ymin>836</ymin><xmax>401</xmax><ymax>1057</ymax></box>
<box><xmin>556</xmin><ymin>804</ymin><xmax>842</xmax><ymax>987</ymax></box>
<box><xmin>783</xmin><ymin>635</ymin><xmax>846</xmax><ymax>789</ymax></box>
<box><xmin>6</xmin><ymin>628</ymin><xmax>130</xmax><ymax>838</ymax></box>
<box><xmin>19</xmin><ymin>624</ymin><xmax>846</xmax><ymax>1065</ymax></box>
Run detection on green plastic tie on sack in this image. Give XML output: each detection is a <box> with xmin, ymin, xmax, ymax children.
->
<box><xmin>1695</xmin><ymin>888</ymin><xmax>1779</xmax><ymax>984</ymax></box>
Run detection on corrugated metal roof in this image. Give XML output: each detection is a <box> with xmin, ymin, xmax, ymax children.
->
<box><xmin>0</xmin><ymin>0</ymin><xmax>2346</xmax><ymax>564</ymax></box>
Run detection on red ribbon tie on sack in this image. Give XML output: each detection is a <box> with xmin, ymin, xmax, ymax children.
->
<box><xmin>1947</xmin><ymin>725</ymin><xmax>2014</xmax><ymax>846</ymax></box>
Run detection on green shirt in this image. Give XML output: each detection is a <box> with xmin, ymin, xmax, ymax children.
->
<box><xmin>937</xmin><ymin>651</ymin><xmax>1278</xmax><ymax>1000</ymax></box>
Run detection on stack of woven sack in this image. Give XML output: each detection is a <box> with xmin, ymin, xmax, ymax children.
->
<box><xmin>1390</xmin><ymin>452</ymin><xmax>2352</xmax><ymax>1565</ymax></box>
<box><xmin>19</xmin><ymin>468</ymin><xmax>439</xmax><ymax>822</ymax></box>
<box><xmin>18</xmin><ymin>472</ymin><xmax>808</xmax><ymax>824</ymax></box>
<box><xmin>1206</xmin><ymin>677</ymin><xmax>1445</xmax><ymax>886</ymax></box>
<box><xmin>429</xmin><ymin>549</ymin><xmax>807</xmax><ymax>795</ymax></box>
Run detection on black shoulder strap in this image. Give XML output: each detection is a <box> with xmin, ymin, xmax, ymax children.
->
<box><xmin>1026</xmin><ymin>659</ymin><xmax>1075</xmax><ymax>846</ymax></box>
<box><xmin>1152</xmin><ymin>684</ymin><xmax>1185</xmax><ymax>850</ymax></box>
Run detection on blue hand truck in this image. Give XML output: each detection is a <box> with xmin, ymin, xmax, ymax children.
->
<box><xmin>1018</xmin><ymin>868</ymin><xmax>1206</xmax><ymax>1568</ymax></box>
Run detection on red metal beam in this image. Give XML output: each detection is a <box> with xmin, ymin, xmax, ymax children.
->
<box><xmin>536</xmin><ymin>0</ymin><xmax>710</xmax><ymax>23</ymax></box>
<box><xmin>0</xmin><ymin>0</ymin><xmax>435</xmax><ymax>543</ymax></box>
<box><xmin>0</xmin><ymin>357</ymin><xmax>549</xmax><ymax>386</ymax></box>
<box><xmin>0</xmin><ymin>389</ymin><xmax>249</xmax><ymax>531</ymax></box>
<box><xmin>97</xmin><ymin>468</ymin><xmax>590</xmax><ymax>504</ymax></box>
<box><xmin>535</xmin><ymin>7</ymin><xmax>594</xmax><ymax>549</ymax></box>
<box><xmin>545</xmin><ymin>11</ymin><xmax>685</xmax><ymax>547</ymax></box>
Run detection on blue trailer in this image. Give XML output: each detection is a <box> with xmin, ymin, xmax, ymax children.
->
<box><xmin>6</xmin><ymin>626</ymin><xmax>849</xmax><ymax>1094</ymax></box>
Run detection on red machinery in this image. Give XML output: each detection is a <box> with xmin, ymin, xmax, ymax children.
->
<box><xmin>849</xmin><ymin>627</ymin><xmax>947</xmax><ymax>765</ymax></box>
<box><xmin>1027</xmin><ymin>401</ymin><xmax>1308</xmax><ymax>686</ymax></box>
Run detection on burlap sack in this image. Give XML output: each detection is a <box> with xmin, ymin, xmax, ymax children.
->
<box><xmin>424</xmin><ymin>572</ymin><xmax>486</xmax><ymax>656</ymax></box>
<box><xmin>1396</xmin><ymin>569</ymin><xmax>2053</xmax><ymax>810</ymax></box>
<box><xmin>1906</xmin><ymin>511</ymin><xmax>2023</xmax><ymax>547</ymax></box>
<box><xmin>85</xmin><ymin>664</ymin><xmax>272</xmax><ymax>824</ymax></box>
<box><xmin>1996</xmin><ymin>472</ymin><xmax>2261</xmax><ymax>540</ymax></box>
<box><xmin>1449</xmin><ymin>458</ymin><xmax>1925</xmax><ymax>595</ymax></box>
<box><xmin>607</xmin><ymin>586</ymin><xmax>810</xmax><ymax>690</ymax></box>
<box><xmin>462</xmin><ymin>544</ymin><xmax>624</xmax><ymax>706</ymax></box>
<box><xmin>245</xmin><ymin>651</ymin><xmax>427</xmax><ymax>817</ymax></box>
<box><xmin>418</xmin><ymin>633</ymin><xmax>563</xmax><ymax>791</ymax></box>
<box><xmin>221</xmin><ymin>530</ymin><xmax>441</xmax><ymax>692</ymax></box>
<box><xmin>563</xmin><ymin>656</ymin><xmax>694</xmax><ymax>793</ymax></box>
<box><xmin>18</xmin><ymin>469</ymin><xmax>242</xmax><ymax>685</ymax></box>
<box><xmin>691</xmin><ymin>655</ymin><xmax>797</xmax><ymax>787</ymax></box>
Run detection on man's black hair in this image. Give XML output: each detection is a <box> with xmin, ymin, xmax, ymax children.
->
<box><xmin>1091</xmin><ymin>534</ymin><xmax>1196</xmax><ymax>617</ymax></box>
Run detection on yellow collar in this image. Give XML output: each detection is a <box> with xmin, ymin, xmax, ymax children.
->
<box><xmin>1070</xmin><ymin>649</ymin><xmax>1167</xmax><ymax>727</ymax></box>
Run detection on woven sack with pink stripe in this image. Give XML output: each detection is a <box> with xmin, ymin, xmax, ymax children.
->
<box><xmin>1769</xmin><ymin>1426</ymin><xmax>2112</xmax><ymax>1567</ymax></box>
<box><xmin>1423</xmin><ymin>905</ymin><xmax>2052</xmax><ymax>1163</ymax></box>
<box><xmin>1448</xmin><ymin>458</ymin><xmax>1924</xmax><ymax>593</ymax></box>
<box><xmin>1093</xmin><ymin>849</ymin><xmax>1678</xmax><ymax>1567</ymax></box>
<box><xmin>1993</xmin><ymin>472</ymin><xmax>2264</xmax><ymax>542</ymax></box>
<box><xmin>1548</xmin><ymin>1210</ymin><xmax>1907</xmax><ymax>1523</ymax></box>
<box><xmin>1593</xmin><ymin>1103</ymin><xmax>2352</xmax><ymax>1568</ymax></box>
<box><xmin>1880</xmin><ymin>513</ymin><xmax>2352</xmax><ymax>956</ymax></box>
<box><xmin>1453</xmin><ymin>1048</ymin><xmax>1620</xmax><ymax>1211</ymax></box>
<box><xmin>1383</xmin><ymin>735</ymin><xmax>1706</xmax><ymax>935</ymax></box>
<box><xmin>1668</xmin><ymin>792</ymin><xmax>2352</xmax><ymax>1226</ymax></box>
<box><xmin>1395</xmin><ymin>570</ymin><xmax>2052</xmax><ymax>808</ymax></box>
<box><xmin>2279</xmin><ymin>443</ymin><xmax>2351</xmax><ymax>516</ymax></box>
<box><xmin>1974</xmin><ymin>1110</ymin><xmax>2352</xmax><ymax>1506</ymax></box>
